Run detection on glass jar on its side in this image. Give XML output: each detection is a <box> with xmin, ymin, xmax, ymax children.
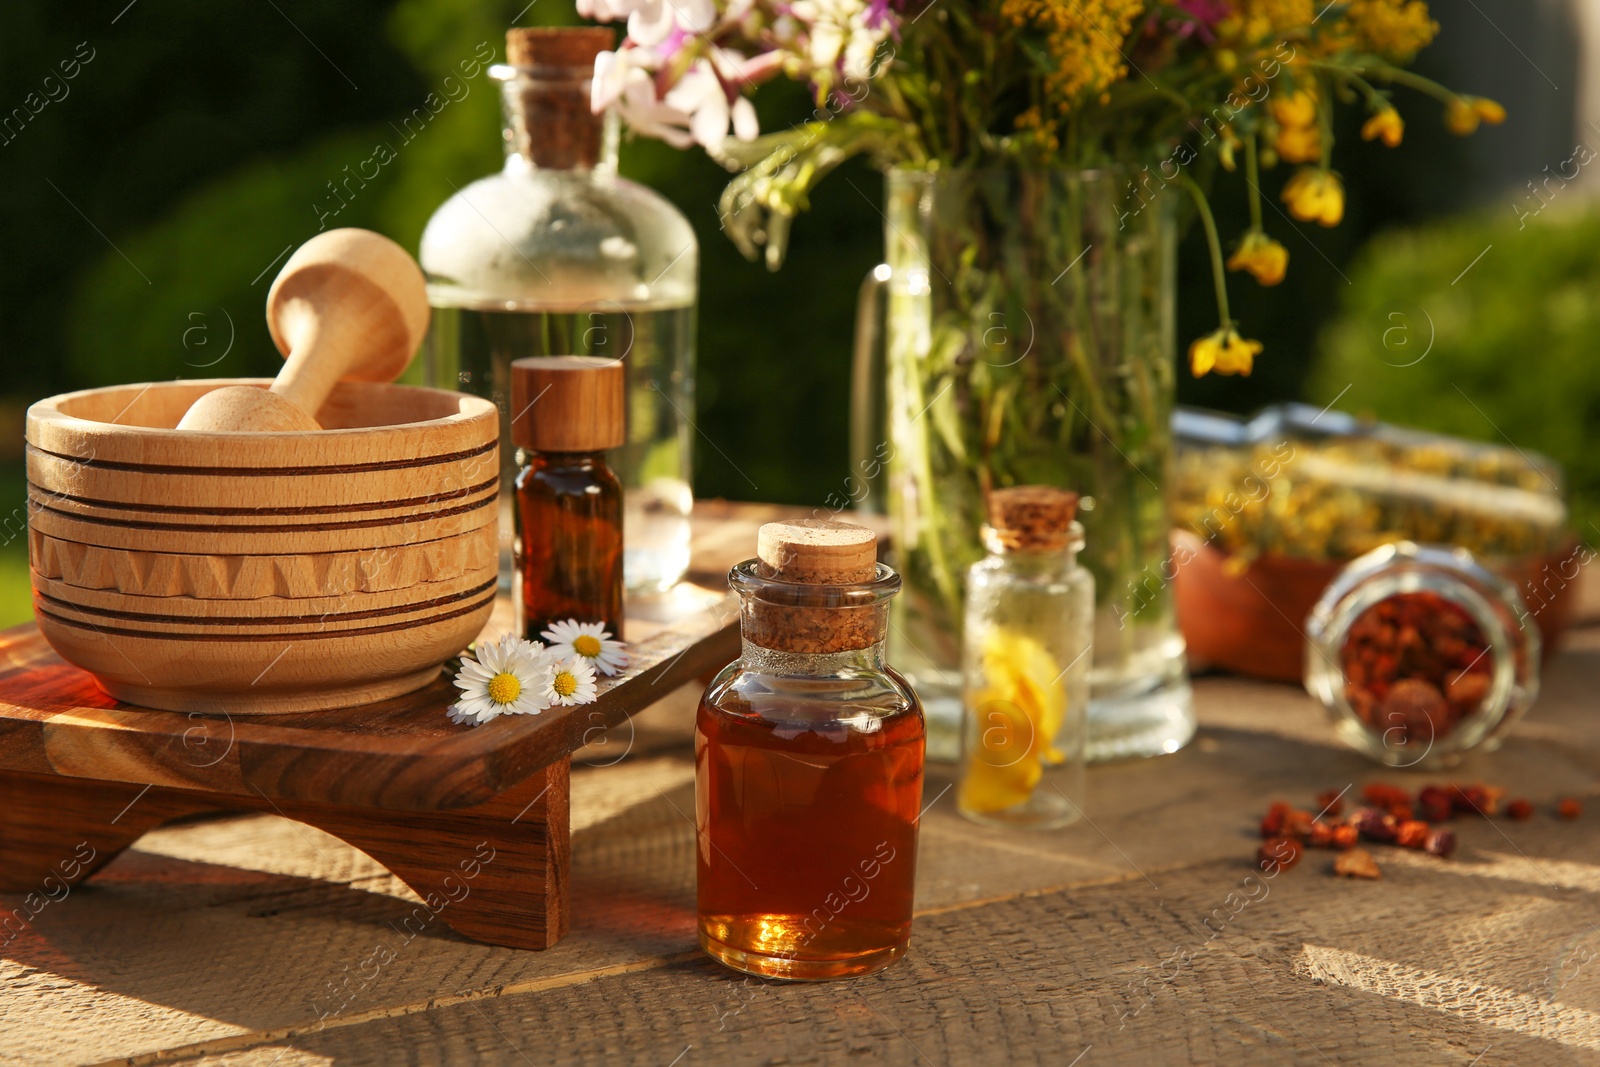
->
<box><xmin>1304</xmin><ymin>542</ymin><xmax>1540</xmax><ymax>769</ymax></box>
<box><xmin>958</xmin><ymin>488</ymin><xmax>1092</xmax><ymax>828</ymax></box>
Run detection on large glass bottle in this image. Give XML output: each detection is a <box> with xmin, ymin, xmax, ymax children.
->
<box><xmin>697</xmin><ymin>520</ymin><xmax>925</xmax><ymax>980</ymax></box>
<box><xmin>418</xmin><ymin>27</ymin><xmax>697</xmax><ymax>596</ymax></box>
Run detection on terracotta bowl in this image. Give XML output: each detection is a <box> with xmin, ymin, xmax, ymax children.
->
<box><xmin>25</xmin><ymin>379</ymin><xmax>499</xmax><ymax>714</ymax></box>
<box><xmin>1172</xmin><ymin>530</ymin><xmax>1579</xmax><ymax>684</ymax></box>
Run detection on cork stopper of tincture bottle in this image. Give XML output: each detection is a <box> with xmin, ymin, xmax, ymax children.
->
<box><xmin>510</xmin><ymin>356</ymin><xmax>625</xmax><ymax>453</ymax></box>
<box><xmin>987</xmin><ymin>486</ymin><xmax>1080</xmax><ymax>551</ymax></box>
<box><xmin>748</xmin><ymin>519</ymin><xmax>881</xmax><ymax>653</ymax></box>
<box><xmin>503</xmin><ymin>27</ymin><xmax>615</xmax><ymax>170</ymax></box>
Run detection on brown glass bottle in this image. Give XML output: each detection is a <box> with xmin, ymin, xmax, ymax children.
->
<box><xmin>511</xmin><ymin>356</ymin><xmax>625</xmax><ymax>639</ymax></box>
<box><xmin>696</xmin><ymin>520</ymin><xmax>925</xmax><ymax>980</ymax></box>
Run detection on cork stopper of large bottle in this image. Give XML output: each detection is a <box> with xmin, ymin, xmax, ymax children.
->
<box><xmin>987</xmin><ymin>486</ymin><xmax>1080</xmax><ymax>551</ymax></box>
<box><xmin>745</xmin><ymin>520</ymin><xmax>882</xmax><ymax>654</ymax></box>
<box><xmin>510</xmin><ymin>356</ymin><xmax>625</xmax><ymax>453</ymax></box>
<box><xmin>503</xmin><ymin>27</ymin><xmax>614</xmax><ymax>170</ymax></box>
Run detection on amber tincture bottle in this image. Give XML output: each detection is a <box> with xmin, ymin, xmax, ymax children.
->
<box><xmin>697</xmin><ymin>519</ymin><xmax>925</xmax><ymax>980</ymax></box>
<box><xmin>511</xmin><ymin>356</ymin><xmax>624</xmax><ymax>639</ymax></box>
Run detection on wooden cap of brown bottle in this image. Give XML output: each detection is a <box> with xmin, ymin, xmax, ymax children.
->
<box><xmin>506</xmin><ymin>27</ymin><xmax>616</xmax><ymax>69</ymax></box>
<box><xmin>510</xmin><ymin>356</ymin><xmax>625</xmax><ymax>453</ymax></box>
<box><xmin>988</xmin><ymin>486</ymin><xmax>1080</xmax><ymax>550</ymax></box>
<box><xmin>747</xmin><ymin>520</ymin><xmax>881</xmax><ymax>653</ymax></box>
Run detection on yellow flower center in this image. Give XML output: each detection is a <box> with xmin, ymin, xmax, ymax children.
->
<box><xmin>573</xmin><ymin>635</ymin><xmax>602</xmax><ymax>658</ymax></box>
<box><xmin>486</xmin><ymin>672</ymin><xmax>521</xmax><ymax>705</ymax></box>
<box><xmin>552</xmin><ymin>671</ymin><xmax>578</xmax><ymax>698</ymax></box>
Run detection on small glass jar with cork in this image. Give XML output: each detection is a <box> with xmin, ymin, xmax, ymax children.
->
<box><xmin>510</xmin><ymin>356</ymin><xmax>625</xmax><ymax>640</ymax></box>
<box><xmin>957</xmin><ymin>487</ymin><xmax>1093</xmax><ymax>829</ymax></box>
<box><xmin>697</xmin><ymin>519</ymin><xmax>924</xmax><ymax>981</ymax></box>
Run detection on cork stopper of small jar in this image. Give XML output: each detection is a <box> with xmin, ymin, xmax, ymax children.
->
<box><xmin>506</xmin><ymin>27</ymin><xmax>615</xmax><ymax>68</ymax></box>
<box><xmin>503</xmin><ymin>27</ymin><xmax>614</xmax><ymax>170</ymax></box>
<box><xmin>510</xmin><ymin>356</ymin><xmax>625</xmax><ymax>453</ymax></box>
<box><xmin>746</xmin><ymin>520</ymin><xmax>881</xmax><ymax>653</ymax></box>
<box><xmin>988</xmin><ymin>486</ymin><xmax>1080</xmax><ymax>551</ymax></box>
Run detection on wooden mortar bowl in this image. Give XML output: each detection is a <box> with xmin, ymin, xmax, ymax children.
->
<box><xmin>25</xmin><ymin>379</ymin><xmax>499</xmax><ymax>714</ymax></box>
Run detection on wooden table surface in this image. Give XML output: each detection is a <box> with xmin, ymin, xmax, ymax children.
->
<box><xmin>5</xmin><ymin>504</ymin><xmax>1600</xmax><ymax>1066</ymax></box>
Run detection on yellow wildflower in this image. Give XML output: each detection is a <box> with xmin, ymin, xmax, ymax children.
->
<box><xmin>1445</xmin><ymin>96</ymin><xmax>1507</xmax><ymax>136</ymax></box>
<box><xmin>1227</xmin><ymin>230</ymin><xmax>1289</xmax><ymax>286</ymax></box>
<box><xmin>1281</xmin><ymin>167</ymin><xmax>1344</xmax><ymax>226</ymax></box>
<box><xmin>1275</xmin><ymin>124</ymin><xmax>1322</xmax><ymax>163</ymax></box>
<box><xmin>1342</xmin><ymin>0</ymin><xmax>1438</xmax><ymax>63</ymax></box>
<box><xmin>1270</xmin><ymin>89</ymin><xmax>1318</xmax><ymax>129</ymax></box>
<box><xmin>959</xmin><ymin>629</ymin><xmax>1066</xmax><ymax>815</ymax></box>
<box><xmin>999</xmin><ymin>0</ymin><xmax>1143</xmax><ymax>112</ymax></box>
<box><xmin>1361</xmin><ymin>106</ymin><xmax>1405</xmax><ymax>147</ymax></box>
<box><xmin>1189</xmin><ymin>327</ymin><xmax>1263</xmax><ymax>377</ymax></box>
<box><xmin>1233</xmin><ymin>0</ymin><xmax>1315</xmax><ymax>45</ymax></box>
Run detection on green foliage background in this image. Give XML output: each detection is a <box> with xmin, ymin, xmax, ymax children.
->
<box><xmin>0</xmin><ymin>0</ymin><xmax>1557</xmax><ymax>626</ymax></box>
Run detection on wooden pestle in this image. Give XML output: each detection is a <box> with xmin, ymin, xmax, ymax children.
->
<box><xmin>176</xmin><ymin>228</ymin><xmax>430</xmax><ymax>432</ymax></box>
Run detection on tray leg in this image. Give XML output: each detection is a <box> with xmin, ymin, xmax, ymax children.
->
<box><xmin>276</xmin><ymin>759</ymin><xmax>572</xmax><ymax>951</ymax></box>
<box><xmin>0</xmin><ymin>770</ymin><xmax>209</xmax><ymax>894</ymax></box>
<box><xmin>0</xmin><ymin>762</ymin><xmax>571</xmax><ymax>952</ymax></box>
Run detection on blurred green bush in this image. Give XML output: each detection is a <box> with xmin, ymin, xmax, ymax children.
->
<box><xmin>1307</xmin><ymin>197</ymin><xmax>1600</xmax><ymax>538</ymax></box>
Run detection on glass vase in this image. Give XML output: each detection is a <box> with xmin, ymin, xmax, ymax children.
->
<box><xmin>854</xmin><ymin>166</ymin><xmax>1193</xmax><ymax>763</ymax></box>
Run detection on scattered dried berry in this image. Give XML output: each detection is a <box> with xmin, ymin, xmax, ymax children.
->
<box><xmin>1506</xmin><ymin>798</ymin><xmax>1534</xmax><ymax>821</ymax></box>
<box><xmin>1388</xmin><ymin>804</ymin><xmax>1415</xmax><ymax>823</ymax></box>
<box><xmin>1283</xmin><ymin>809</ymin><xmax>1315</xmax><ymax>841</ymax></box>
<box><xmin>1308</xmin><ymin>821</ymin><xmax>1336</xmax><ymax>849</ymax></box>
<box><xmin>1396</xmin><ymin>820</ymin><xmax>1430</xmax><ymax>849</ymax></box>
<box><xmin>1260</xmin><ymin>801</ymin><xmax>1291</xmax><ymax>838</ymax></box>
<box><xmin>1258</xmin><ymin>837</ymin><xmax>1303</xmax><ymax>873</ymax></box>
<box><xmin>1362</xmin><ymin>783</ymin><xmax>1411</xmax><ymax>809</ymax></box>
<box><xmin>1334</xmin><ymin>848</ymin><xmax>1382</xmax><ymax>879</ymax></box>
<box><xmin>1559</xmin><ymin>798</ymin><xmax>1582</xmax><ymax>821</ymax></box>
<box><xmin>1449</xmin><ymin>783</ymin><xmax>1505</xmax><ymax>817</ymax></box>
<box><xmin>1331</xmin><ymin>824</ymin><xmax>1360</xmax><ymax>850</ymax></box>
<box><xmin>1351</xmin><ymin>807</ymin><xmax>1399</xmax><ymax>844</ymax></box>
<box><xmin>1417</xmin><ymin>785</ymin><xmax>1455</xmax><ymax>823</ymax></box>
<box><xmin>1424</xmin><ymin>828</ymin><xmax>1457</xmax><ymax>858</ymax></box>
<box><xmin>1315</xmin><ymin>789</ymin><xmax>1346</xmax><ymax>818</ymax></box>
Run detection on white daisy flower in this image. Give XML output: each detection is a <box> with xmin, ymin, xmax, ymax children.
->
<box><xmin>541</xmin><ymin>619</ymin><xmax>631</xmax><ymax>677</ymax></box>
<box><xmin>447</xmin><ymin>633</ymin><xmax>550</xmax><ymax>725</ymax></box>
<box><xmin>539</xmin><ymin>656</ymin><xmax>599</xmax><ymax>707</ymax></box>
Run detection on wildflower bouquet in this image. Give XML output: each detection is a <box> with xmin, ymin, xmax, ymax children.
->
<box><xmin>584</xmin><ymin>0</ymin><xmax>1500</xmax><ymax>370</ymax></box>
<box><xmin>581</xmin><ymin>0</ymin><xmax>1500</xmax><ymax>758</ymax></box>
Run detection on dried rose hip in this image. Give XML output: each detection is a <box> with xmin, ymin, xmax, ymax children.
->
<box><xmin>1351</xmin><ymin>808</ymin><xmax>1398</xmax><ymax>844</ymax></box>
<box><xmin>1362</xmin><ymin>783</ymin><xmax>1411</xmax><ymax>809</ymax></box>
<box><xmin>1283</xmin><ymin>809</ymin><xmax>1315</xmax><ymax>841</ymax></box>
<box><xmin>1315</xmin><ymin>789</ymin><xmax>1346</xmax><ymax>818</ymax></box>
<box><xmin>1396</xmin><ymin>820</ymin><xmax>1431</xmax><ymax>849</ymax></box>
<box><xmin>1308</xmin><ymin>821</ymin><xmax>1335</xmax><ymax>849</ymax></box>
<box><xmin>1260</xmin><ymin>801</ymin><xmax>1291</xmax><ymax>837</ymax></box>
<box><xmin>1332</xmin><ymin>825</ymin><xmax>1360</xmax><ymax>850</ymax></box>
<box><xmin>1417</xmin><ymin>785</ymin><xmax>1454</xmax><ymax>823</ymax></box>
<box><xmin>1559</xmin><ymin>798</ymin><xmax>1582</xmax><ymax>820</ymax></box>
<box><xmin>1334</xmin><ymin>848</ymin><xmax>1382</xmax><ymax>879</ymax></box>
<box><xmin>1424</xmin><ymin>828</ymin><xmax>1457</xmax><ymax>858</ymax></box>
<box><xmin>1506</xmin><ymin>798</ymin><xmax>1534</xmax><ymax>821</ymax></box>
<box><xmin>1258</xmin><ymin>837</ymin><xmax>1303</xmax><ymax>872</ymax></box>
<box><xmin>1449</xmin><ymin>783</ymin><xmax>1504</xmax><ymax>817</ymax></box>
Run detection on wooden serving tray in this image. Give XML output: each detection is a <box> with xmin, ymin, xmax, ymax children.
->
<box><xmin>0</xmin><ymin>585</ymin><xmax>738</xmax><ymax>952</ymax></box>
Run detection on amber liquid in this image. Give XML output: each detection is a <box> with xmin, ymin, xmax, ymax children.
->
<box><xmin>695</xmin><ymin>681</ymin><xmax>924</xmax><ymax>980</ymax></box>
<box><xmin>514</xmin><ymin>451</ymin><xmax>624</xmax><ymax>639</ymax></box>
